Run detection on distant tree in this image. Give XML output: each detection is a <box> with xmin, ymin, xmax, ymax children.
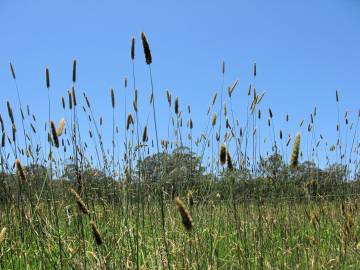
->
<box><xmin>137</xmin><ymin>146</ymin><xmax>205</xmax><ymax>182</ymax></box>
<box><xmin>259</xmin><ymin>153</ymin><xmax>288</xmax><ymax>181</ymax></box>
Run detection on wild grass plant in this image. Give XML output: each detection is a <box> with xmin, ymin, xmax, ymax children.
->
<box><xmin>0</xmin><ymin>33</ymin><xmax>359</xmax><ymax>269</ymax></box>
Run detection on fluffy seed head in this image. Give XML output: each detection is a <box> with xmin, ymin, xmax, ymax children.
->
<box><xmin>12</xmin><ymin>124</ymin><xmax>16</xmax><ymax>142</ymax></box>
<box><xmin>45</xmin><ymin>67</ymin><xmax>50</xmax><ymax>89</ymax></box>
<box><xmin>72</xmin><ymin>87</ymin><xmax>77</xmax><ymax>107</ymax></box>
<box><xmin>131</xmin><ymin>37</ymin><xmax>135</xmax><ymax>60</ymax></box>
<box><xmin>142</xmin><ymin>125</ymin><xmax>148</xmax><ymax>142</ymax></box>
<box><xmin>6</xmin><ymin>101</ymin><xmax>14</xmax><ymax>125</ymax></box>
<box><xmin>228</xmin><ymin>79</ymin><xmax>238</xmax><ymax>97</ymax></box>
<box><xmin>50</xmin><ymin>121</ymin><xmax>59</xmax><ymax>148</ymax></box>
<box><xmin>212</xmin><ymin>113</ymin><xmax>217</xmax><ymax>127</ymax></box>
<box><xmin>220</xmin><ymin>144</ymin><xmax>227</xmax><ymax>165</ymax></box>
<box><xmin>61</xmin><ymin>96</ymin><xmax>65</xmax><ymax>109</ymax></box>
<box><xmin>0</xmin><ymin>227</ymin><xmax>7</xmax><ymax>243</ymax></box>
<box><xmin>141</xmin><ymin>32</ymin><xmax>152</xmax><ymax>65</ymax></box>
<box><xmin>175</xmin><ymin>197</ymin><xmax>193</xmax><ymax>231</ymax></box>
<box><xmin>90</xmin><ymin>220</ymin><xmax>103</xmax><ymax>245</ymax></box>
<box><xmin>227</xmin><ymin>151</ymin><xmax>233</xmax><ymax>171</ymax></box>
<box><xmin>72</xmin><ymin>59</ymin><xmax>77</xmax><ymax>83</ymax></box>
<box><xmin>70</xmin><ymin>188</ymin><xmax>90</xmax><ymax>215</ymax></box>
<box><xmin>166</xmin><ymin>90</ymin><xmax>171</xmax><ymax>107</ymax></box>
<box><xmin>57</xmin><ymin>118</ymin><xmax>65</xmax><ymax>136</ymax></box>
<box><xmin>111</xmin><ymin>88</ymin><xmax>115</xmax><ymax>108</ymax></box>
<box><xmin>1</xmin><ymin>132</ymin><xmax>5</xmax><ymax>147</ymax></box>
<box><xmin>82</xmin><ymin>93</ymin><xmax>90</xmax><ymax>108</ymax></box>
<box><xmin>0</xmin><ymin>114</ymin><xmax>3</xmax><ymax>133</ymax></box>
<box><xmin>126</xmin><ymin>113</ymin><xmax>134</xmax><ymax>130</ymax></box>
<box><xmin>290</xmin><ymin>132</ymin><xmax>301</xmax><ymax>170</ymax></box>
<box><xmin>10</xmin><ymin>63</ymin><xmax>16</xmax><ymax>80</ymax></box>
<box><xmin>212</xmin><ymin>93</ymin><xmax>217</xmax><ymax>106</ymax></box>
<box><xmin>269</xmin><ymin>108</ymin><xmax>273</xmax><ymax>119</ymax></box>
<box><xmin>68</xmin><ymin>91</ymin><xmax>73</xmax><ymax>110</ymax></box>
<box><xmin>175</xmin><ymin>96</ymin><xmax>179</xmax><ymax>115</ymax></box>
<box><xmin>15</xmin><ymin>159</ymin><xmax>26</xmax><ymax>182</ymax></box>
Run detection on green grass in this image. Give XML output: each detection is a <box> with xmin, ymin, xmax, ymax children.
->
<box><xmin>1</xmin><ymin>195</ymin><xmax>360</xmax><ymax>269</ymax></box>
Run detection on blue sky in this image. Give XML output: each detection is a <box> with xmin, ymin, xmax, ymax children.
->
<box><xmin>0</xmin><ymin>0</ymin><xmax>359</xmax><ymax>169</ymax></box>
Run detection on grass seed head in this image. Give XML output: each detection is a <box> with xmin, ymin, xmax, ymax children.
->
<box><xmin>68</xmin><ymin>91</ymin><xmax>73</xmax><ymax>110</ymax></box>
<box><xmin>72</xmin><ymin>87</ymin><xmax>77</xmax><ymax>107</ymax></box>
<box><xmin>175</xmin><ymin>96</ymin><xmax>179</xmax><ymax>114</ymax></box>
<box><xmin>141</xmin><ymin>32</ymin><xmax>152</xmax><ymax>65</ymax></box>
<box><xmin>10</xmin><ymin>63</ymin><xmax>16</xmax><ymax>80</ymax></box>
<box><xmin>7</xmin><ymin>101</ymin><xmax>14</xmax><ymax>125</ymax></box>
<box><xmin>72</xmin><ymin>59</ymin><xmax>77</xmax><ymax>83</ymax></box>
<box><xmin>45</xmin><ymin>67</ymin><xmax>50</xmax><ymax>89</ymax></box>
<box><xmin>70</xmin><ymin>188</ymin><xmax>90</xmax><ymax>215</ymax></box>
<box><xmin>90</xmin><ymin>220</ymin><xmax>103</xmax><ymax>245</ymax></box>
<box><xmin>127</xmin><ymin>114</ymin><xmax>134</xmax><ymax>130</ymax></box>
<box><xmin>220</xmin><ymin>144</ymin><xmax>227</xmax><ymax>165</ymax></box>
<box><xmin>142</xmin><ymin>125</ymin><xmax>148</xmax><ymax>142</ymax></box>
<box><xmin>50</xmin><ymin>121</ymin><xmax>59</xmax><ymax>148</ymax></box>
<box><xmin>290</xmin><ymin>132</ymin><xmax>301</xmax><ymax>170</ymax></box>
<box><xmin>0</xmin><ymin>227</ymin><xmax>7</xmax><ymax>244</ymax></box>
<box><xmin>56</xmin><ymin>118</ymin><xmax>65</xmax><ymax>137</ymax></box>
<box><xmin>15</xmin><ymin>159</ymin><xmax>26</xmax><ymax>182</ymax></box>
<box><xmin>175</xmin><ymin>197</ymin><xmax>193</xmax><ymax>231</ymax></box>
<box><xmin>131</xmin><ymin>37</ymin><xmax>135</xmax><ymax>60</ymax></box>
<box><xmin>227</xmin><ymin>151</ymin><xmax>233</xmax><ymax>171</ymax></box>
<box><xmin>212</xmin><ymin>113</ymin><xmax>217</xmax><ymax>127</ymax></box>
<box><xmin>111</xmin><ymin>88</ymin><xmax>115</xmax><ymax>108</ymax></box>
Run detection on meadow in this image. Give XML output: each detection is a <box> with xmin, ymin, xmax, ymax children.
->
<box><xmin>0</xmin><ymin>33</ymin><xmax>359</xmax><ymax>269</ymax></box>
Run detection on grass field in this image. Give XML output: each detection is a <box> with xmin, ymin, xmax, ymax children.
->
<box><xmin>0</xmin><ymin>33</ymin><xmax>359</xmax><ymax>269</ymax></box>
<box><xmin>1</xmin><ymin>194</ymin><xmax>360</xmax><ymax>269</ymax></box>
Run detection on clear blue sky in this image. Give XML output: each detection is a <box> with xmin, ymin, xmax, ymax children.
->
<box><xmin>0</xmin><ymin>0</ymin><xmax>359</xmax><ymax>168</ymax></box>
